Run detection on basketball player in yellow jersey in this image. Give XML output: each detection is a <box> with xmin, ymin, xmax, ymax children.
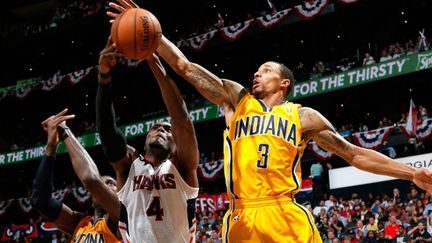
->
<box><xmin>32</xmin><ymin>110</ymin><xmax>121</xmax><ymax>243</ymax></box>
<box><xmin>107</xmin><ymin>2</ymin><xmax>432</xmax><ymax>242</ymax></box>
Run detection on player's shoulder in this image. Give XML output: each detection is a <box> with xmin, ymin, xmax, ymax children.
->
<box><xmin>298</xmin><ymin>107</ymin><xmax>329</xmax><ymax>132</ymax></box>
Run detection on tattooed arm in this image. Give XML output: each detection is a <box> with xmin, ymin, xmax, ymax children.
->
<box><xmin>156</xmin><ymin>36</ymin><xmax>246</xmax><ymax>110</ymax></box>
<box><xmin>300</xmin><ymin>107</ymin><xmax>432</xmax><ymax>192</ymax></box>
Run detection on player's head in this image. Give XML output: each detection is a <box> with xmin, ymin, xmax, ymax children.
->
<box><xmin>92</xmin><ymin>175</ymin><xmax>116</xmax><ymax>206</ymax></box>
<box><xmin>252</xmin><ymin>61</ymin><xmax>295</xmax><ymax>99</ymax></box>
<box><xmin>145</xmin><ymin>121</ymin><xmax>174</xmax><ymax>156</ymax></box>
<box><xmin>102</xmin><ymin>175</ymin><xmax>117</xmax><ymax>192</ymax></box>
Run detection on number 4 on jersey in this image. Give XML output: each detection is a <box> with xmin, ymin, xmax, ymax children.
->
<box><xmin>146</xmin><ymin>196</ymin><xmax>164</xmax><ymax>221</ymax></box>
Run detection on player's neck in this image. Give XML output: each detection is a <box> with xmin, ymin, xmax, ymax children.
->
<box><xmin>144</xmin><ymin>151</ymin><xmax>169</xmax><ymax>166</ymax></box>
<box><xmin>261</xmin><ymin>93</ymin><xmax>285</xmax><ymax>109</ymax></box>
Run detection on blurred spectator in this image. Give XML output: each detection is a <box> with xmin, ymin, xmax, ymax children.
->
<box><xmin>419</xmin><ymin>106</ymin><xmax>428</xmax><ymax>121</ymax></box>
<box><xmin>393</xmin><ymin>43</ymin><xmax>405</xmax><ymax>59</ymax></box>
<box><xmin>324</xmin><ymin>230</ymin><xmax>337</xmax><ymax>243</ymax></box>
<box><xmin>379</xmin><ymin>49</ymin><xmax>393</xmax><ymax>62</ymax></box>
<box><xmin>314</xmin><ymin>200</ymin><xmax>329</xmax><ymax>217</ymax></box>
<box><xmin>384</xmin><ymin>215</ymin><xmax>400</xmax><ymax>240</ymax></box>
<box><xmin>339</xmin><ymin>125</ymin><xmax>351</xmax><ymax>137</ymax></box>
<box><xmin>200</xmin><ymin>152</ymin><xmax>208</xmax><ymax>164</ymax></box>
<box><xmin>380</xmin><ymin>141</ymin><xmax>397</xmax><ymax>159</ymax></box>
<box><xmin>411</xmin><ymin>221</ymin><xmax>431</xmax><ymax>242</ymax></box>
<box><xmin>355</xmin><ymin>219</ymin><xmax>368</xmax><ymax>239</ymax></box>
<box><xmin>311</xmin><ymin>161</ymin><xmax>324</xmax><ymax>203</ymax></box>
<box><xmin>363</xmin><ymin>53</ymin><xmax>376</xmax><ymax>66</ymax></box>
<box><xmin>311</xmin><ymin>61</ymin><xmax>327</xmax><ymax>78</ymax></box>
<box><xmin>395</xmin><ymin>225</ymin><xmax>411</xmax><ymax>243</ymax></box>
<box><xmin>366</xmin><ymin>216</ymin><xmax>378</xmax><ymax>232</ymax></box>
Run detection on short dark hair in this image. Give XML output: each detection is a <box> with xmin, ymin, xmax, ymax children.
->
<box><xmin>274</xmin><ymin>61</ymin><xmax>295</xmax><ymax>96</ymax></box>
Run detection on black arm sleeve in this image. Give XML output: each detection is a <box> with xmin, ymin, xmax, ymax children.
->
<box><xmin>30</xmin><ymin>156</ymin><xmax>62</xmax><ymax>221</ymax></box>
<box><xmin>96</xmin><ymin>82</ymin><xmax>128</xmax><ymax>162</ymax></box>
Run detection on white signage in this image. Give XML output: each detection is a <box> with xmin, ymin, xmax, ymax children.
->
<box><xmin>329</xmin><ymin>153</ymin><xmax>432</xmax><ymax>189</ymax></box>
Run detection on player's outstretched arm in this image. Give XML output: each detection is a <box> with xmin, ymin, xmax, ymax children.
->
<box><xmin>96</xmin><ymin>37</ymin><xmax>137</xmax><ymax>190</ymax></box>
<box><xmin>147</xmin><ymin>54</ymin><xmax>199</xmax><ymax>188</ymax></box>
<box><xmin>156</xmin><ymin>36</ymin><xmax>246</xmax><ymax>108</ymax></box>
<box><xmin>300</xmin><ymin>107</ymin><xmax>432</xmax><ymax>192</ymax></box>
<box><xmin>31</xmin><ymin>109</ymin><xmax>83</xmax><ymax>235</ymax></box>
<box><xmin>55</xmin><ymin>121</ymin><xmax>121</xmax><ymax>222</ymax></box>
<box><xmin>106</xmin><ymin>0</ymin><xmax>246</xmax><ymax>110</ymax></box>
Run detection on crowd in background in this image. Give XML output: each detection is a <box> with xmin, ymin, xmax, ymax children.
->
<box><xmin>194</xmin><ymin>187</ymin><xmax>432</xmax><ymax>243</ymax></box>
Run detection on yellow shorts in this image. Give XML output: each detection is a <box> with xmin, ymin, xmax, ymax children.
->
<box><xmin>222</xmin><ymin>197</ymin><xmax>322</xmax><ymax>243</ymax></box>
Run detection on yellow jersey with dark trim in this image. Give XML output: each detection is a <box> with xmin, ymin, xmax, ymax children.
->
<box><xmin>72</xmin><ymin>216</ymin><xmax>120</xmax><ymax>243</ymax></box>
<box><xmin>223</xmin><ymin>93</ymin><xmax>305</xmax><ymax>200</ymax></box>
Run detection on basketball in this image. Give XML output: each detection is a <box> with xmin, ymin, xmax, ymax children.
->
<box><xmin>111</xmin><ymin>8</ymin><xmax>162</xmax><ymax>60</ymax></box>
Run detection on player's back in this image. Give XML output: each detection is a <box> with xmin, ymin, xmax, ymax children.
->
<box><xmin>224</xmin><ymin>93</ymin><xmax>305</xmax><ymax>201</ymax></box>
<box><xmin>118</xmin><ymin>157</ymin><xmax>198</xmax><ymax>243</ymax></box>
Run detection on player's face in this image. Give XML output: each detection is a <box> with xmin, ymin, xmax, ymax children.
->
<box><xmin>252</xmin><ymin>62</ymin><xmax>284</xmax><ymax>99</ymax></box>
<box><xmin>146</xmin><ymin>122</ymin><xmax>173</xmax><ymax>152</ymax></box>
<box><xmin>92</xmin><ymin>176</ymin><xmax>117</xmax><ymax>205</ymax></box>
<box><xmin>103</xmin><ymin>176</ymin><xmax>117</xmax><ymax>192</ymax></box>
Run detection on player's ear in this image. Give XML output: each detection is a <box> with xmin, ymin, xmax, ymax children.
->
<box><xmin>281</xmin><ymin>78</ymin><xmax>290</xmax><ymax>92</ymax></box>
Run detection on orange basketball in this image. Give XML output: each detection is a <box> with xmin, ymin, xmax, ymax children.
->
<box><xmin>111</xmin><ymin>8</ymin><xmax>162</xmax><ymax>60</ymax></box>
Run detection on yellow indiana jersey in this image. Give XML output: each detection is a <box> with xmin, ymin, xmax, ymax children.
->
<box><xmin>72</xmin><ymin>216</ymin><xmax>120</xmax><ymax>243</ymax></box>
<box><xmin>223</xmin><ymin>93</ymin><xmax>306</xmax><ymax>200</ymax></box>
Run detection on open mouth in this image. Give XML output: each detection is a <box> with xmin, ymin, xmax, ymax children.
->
<box><xmin>252</xmin><ymin>79</ymin><xmax>259</xmax><ymax>88</ymax></box>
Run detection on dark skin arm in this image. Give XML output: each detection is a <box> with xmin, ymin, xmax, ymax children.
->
<box><xmin>98</xmin><ymin>37</ymin><xmax>139</xmax><ymax>190</ymax></box>
<box><xmin>41</xmin><ymin>113</ymin><xmax>121</xmax><ymax>222</ymax></box>
<box><xmin>300</xmin><ymin>107</ymin><xmax>432</xmax><ymax>192</ymax></box>
<box><xmin>40</xmin><ymin>109</ymin><xmax>84</xmax><ymax>234</ymax></box>
<box><xmin>147</xmin><ymin>54</ymin><xmax>199</xmax><ymax>187</ymax></box>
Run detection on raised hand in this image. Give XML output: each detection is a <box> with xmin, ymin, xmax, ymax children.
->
<box><xmin>98</xmin><ymin>36</ymin><xmax>119</xmax><ymax>76</ymax></box>
<box><xmin>413</xmin><ymin>168</ymin><xmax>432</xmax><ymax>193</ymax></box>
<box><xmin>107</xmin><ymin>0</ymin><xmax>139</xmax><ymax>23</ymax></box>
<box><xmin>41</xmin><ymin>108</ymin><xmax>75</xmax><ymax>156</ymax></box>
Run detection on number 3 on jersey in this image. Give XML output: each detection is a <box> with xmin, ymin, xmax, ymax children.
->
<box><xmin>146</xmin><ymin>196</ymin><xmax>164</xmax><ymax>221</ymax></box>
<box><xmin>257</xmin><ymin>143</ymin><xmax>270</xmax><ymax>168</ymax></box>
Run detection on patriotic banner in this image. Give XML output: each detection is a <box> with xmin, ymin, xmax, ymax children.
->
<box><xmin>188</xmin><ymin>30</ymin><xmax>218</xmax><ymax>51</ymax></box>
<box><xmin>0</xmin><ymin>199</ymin><xmax>13</xmax><ymax>216</ymax></box>
<box><xmin>67</xmin><ymin>66</ymin><xmax>94</xmax><ymax>84</ymax></box>
<box><xmin>176</xmin><ymin>39</ymin><xmax>188</xmax><ymax>48</ymax></box>
<box><xmin>0</xmin><ymin>86</ymin><xmax>15</xmax><ymax>101</ymax></box>
<box><xmin>337</xmin><ymin>0</ymin><xmax>359</xmax><ymax>4</ymax></box>
<box><xmin>52</xmin><ymin>188</ymin><xmax>69</xmax><ymax>202</ymax></box>
<box><xmin>352</xmin><ymin>126</ymin><xmax>394</xmax><ymax>150</ymax></box>
<box><xmin>72</xmin><ymin>186</ymin><xmax>91</xmax><ymax>204</ymax></box>
<box><xmin>310</xmin><ymin>142</ymin><xmax>334</xmax><ymax>160</ymax></box>
<box><xmin>198</xmin><ymin>159</ymin><xmax>224</xmax><ymax>181</ymax></box>
<box><xmin>257</xmin><ymin>9</ymin><xmax>291</xmax><ymax>29</ymax></box>
<box><xmin>39</xmin><ymin>222</ymin><xmax>58</xmax><ymax>233</ymax></box>
<box><xmin>294</xmin><ymin>0</ymin><xmax>329</xmax><ymax>20</ymax></box>
<box><xmin>300</xmin><ymin>179</ymin><xmax>313</xmax><ymax>192</ymax></box>
<box><xmin>15</xmin><ymin>78</ymin><xmax>40</xmax><ymax>98</ymax></box>
<box><xmin>416</xmin><ymin>118</ymin><xmax>432</xmax><ymax>141</ymax></box>
<box><xmin>1</xmin><ymin>224</ymin><xmax>38</xmax><ymax>241</ymax></box>
<box><xmin>17</xmin><ymin>197</ymin><xmax>33</xmax><ymax>213</ymax></box>
<box><xmin>41</xmin><ymin>70</ymin><xmax>65</xmax><ymax>91</ymax></box>
<box><xmin>406</xmin><ymin>99</ymin><xmax>418</xmax><ymax>137</ymax></box>
<box><xmin>195</xmin><ymin>193</ymin><xmax>229</xmax><ymax>213</ymax></box>
<box><xmin>220</xmin><ymin>19</ymin><xmax>254</xmax><ymax>41</ymax></box>
<box><xmin>400</xmin><ymin>118</ymin><xmax>432</xmax><ymax>141</ymax></box>
<box><xmin>121</xmin><ymin>58</ymin><xmax>145</xmax><ymax>68</ymax></box>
